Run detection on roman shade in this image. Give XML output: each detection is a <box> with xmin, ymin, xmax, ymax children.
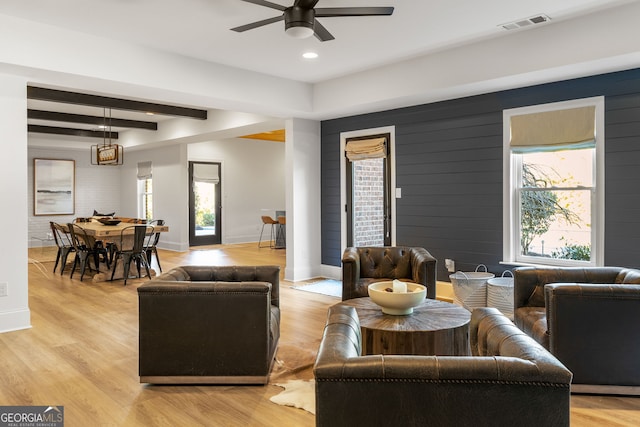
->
<box><xmin>193</xmin><ymin>163</ymin><xmax>220</xmax><ymax>184</ymax></box>
<box><xmin>345</xmin><ymin>137</ymin><xmax>387</xmax><ymax>161</ymax></box>
<box><xmin>510</xmin><ymin>106</ymin><xmax>596</xmax><ymax>153</ymax></box>
<box><xmin>137</xmin><ymin>161</ymin><xmax>152</xmax><ymax>180</ymax></box>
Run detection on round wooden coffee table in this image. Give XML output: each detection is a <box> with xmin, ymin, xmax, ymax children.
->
<box><xmin>337</xmin><ymin>297</ymin><xmax>471</xmax><ymax>356</ymax></box>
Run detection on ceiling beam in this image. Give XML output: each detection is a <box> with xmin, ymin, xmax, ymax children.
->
<box><xmin>27</xmin><ymin>86</ymin><xmax>208</xmax><ymax>120</ymax></box>
<box><xmin>28</xmin><ymin>109</ymin><xmax>158</xmax><ymax>130</ymax></box>
<box><xmin>28</xmin><ymin>124</ymin><xmax>119</xmax><ymax>139</ymax></box>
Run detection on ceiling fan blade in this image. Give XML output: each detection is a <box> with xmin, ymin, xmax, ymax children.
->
<box><xmin>231</xmin><ymin>15</ymin><xmax>284</xmax><ymax>32</ymax></box>
<box><xmin>315</xmin><ymin>7</ymin><xmax>394</xmax><ymax>17</ymax></box>
<box><xmin>238</xmin><ymin>0</ymin><xmax>287</xmax><ymax>12</ymax></box>
<box><xmin>294</xmin><ymin>0</ymin><xmax>320</xmax><ymax>9</ymax></box>
<box><xmin>313</xmin><ymin>18</ymin><xmax>334</xmax><ymax>42</ymax></box>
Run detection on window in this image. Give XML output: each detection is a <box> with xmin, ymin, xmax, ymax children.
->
<box><xmin>139</xmin><ymin>178</ymin><xmax>153</xmax><ymax>221</ymax></box>
<box><xmin>137</xmin><ymin>161</ymin><xmax>153</xmax><ymax>221</ymax></box>
<box><xmin>503</xmin><ymin>97</ymin><xmax>604</xmax><ymax>267</ymax></box>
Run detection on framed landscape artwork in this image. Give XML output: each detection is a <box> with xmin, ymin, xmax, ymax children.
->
<box><xmin>34</xmin><ymin>158</ymin><xmax>75</xmax><ymax>215</ymax></box>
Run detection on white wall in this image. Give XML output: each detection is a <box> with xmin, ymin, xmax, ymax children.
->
<box><xmin>25</xmin><ymin>137</ymin><xmax>284</xmax><ymax>254</ymax></box>
<box><xmin>0</xmin><ymin>74</ymin><xmax>30</xmax><ymax>332</ymax></box>
<box><xmin>123</xmin><ymin>144</ymin><xmax>189</xmax><ymax>252</ymax></box>
<box><xmin>188</xmin><ymin>138</ymin><xmax>285</xmax><ymax>244</ymax></box>
<box><xmin>27</xmin><ymin>147</ymin><xmax>122</xmax><ymax>247</ymax></box>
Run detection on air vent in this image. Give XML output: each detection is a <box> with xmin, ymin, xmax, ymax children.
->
<box><xmin>500</xmin><ymin>14</ymin><xmax>550</xmax><ymax>30</ymax></box>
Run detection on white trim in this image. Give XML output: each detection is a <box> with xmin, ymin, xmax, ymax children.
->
<box><xmin>340</xmin><ymin>126</ymin><xmax>396</xmax><ymax>256</ymax></box>
<box><xmin>503</xmin><ymin>96</ymin><xmax>604</xmax><ymax>266</ymax></box>
<box><xmin>320</xmin><ymin>264</ymin><xmax>342</xmax><ymax>281</ymax></box>
<box><xmin>0</xmin><ymin>309</ymin><xmax>31</xmax><ymax>334</ymax></box>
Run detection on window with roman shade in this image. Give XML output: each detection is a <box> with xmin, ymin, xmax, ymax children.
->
<box><xmin>503</xmin><ymin>97</ymin><xmax>604</xmax><ymax>267</ymax></box>
<box><xmin>137</xmin><ymin>161</ymin><xmax>153</xmax><ymax>220</ymax></box>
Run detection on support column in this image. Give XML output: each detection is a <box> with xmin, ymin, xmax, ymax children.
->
<box><xmin>0</xmin><ymin>74</ymin><xmax>30</xmax><ymax>332</ymax></box>
<box><xmin>284</xmin><ymin>118</ymin><xmax>321</xmax><ymax>281</ymax></box>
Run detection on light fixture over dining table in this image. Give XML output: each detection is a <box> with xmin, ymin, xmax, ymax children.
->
<box><xmin>91</xmin><ymin>107</ymin><xmax>124</xmax><ymax>166</ymax></box>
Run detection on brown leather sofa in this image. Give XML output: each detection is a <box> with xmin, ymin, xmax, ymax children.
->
<box><xmin>341</xmin><ymin>246</ymin><xmax>437</xmax><ymax>301</ymax></box>
<box><xmin>514</xmin><ymin>266</ymin><xmax>640</xmax><ymax>394</ymax></box>
<box><xmin>314</xmin><ymin>305</ymin><xmax>572</xmax><ymax>427</ymax></box>
<box><xmin>137</xmin><ymin>265</ymin><xmax>280</xmax><ymax>384</ymax></box>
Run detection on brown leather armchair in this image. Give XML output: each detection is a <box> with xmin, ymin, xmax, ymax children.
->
<box><xmin>314</xmin><ymin>306</ymin><xmax>572</xmax><ymax>427</ymax></box>
<box><xmin>514</xmin><ymin>266</ymin><xmax>640</xmax><ymax>394</ymax></box>
<box><xmin>341</xmin><ymin>246</ymin><xmax>436</xmax><ymax>301</ymax></box>
<box><xmin>137</xmin><ymin>265</ymin><xmax>280</xmax><ymax>384</ymax></box>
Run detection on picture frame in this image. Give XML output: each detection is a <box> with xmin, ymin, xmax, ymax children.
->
<box><xmin>34</xmin><ymin>158</ymin><xmax>75</xmax><ymax>216</ymax></box>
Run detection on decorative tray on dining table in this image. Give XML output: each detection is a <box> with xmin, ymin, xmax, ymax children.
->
<box><xmin>98</xmin><ymin>218</ymin><xmax>122</xmax><ymax>226</ymax></box>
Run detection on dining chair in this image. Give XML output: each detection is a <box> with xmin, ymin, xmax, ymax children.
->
<box><xmin>145</xmin><ymin>220</ymin><xmax>164</xmax><ymax>272</ymax></box>
<box><xmin>110</xmin><ymin>225</ymin><xmax>155</xmax><ymax>286</ymax></box>
<box><xmin>50</xmin><ymin>222</ymin><xmax>75</xmax><ymax>275</ymax></box>
<box><xmin>68</xmin><ymin>223</ymin><xmax>104</xmax><ymax>281</ymax></box>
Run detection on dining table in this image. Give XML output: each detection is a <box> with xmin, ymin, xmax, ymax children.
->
<box><xmin>62</xmin><ymin>220</ymin><xmax>169</xmax><ymax>281</ymax></box>
<box><xmin>68</xmin><ymin>220</ymin><xmax>169</xmax><ymax>238</ymax></box>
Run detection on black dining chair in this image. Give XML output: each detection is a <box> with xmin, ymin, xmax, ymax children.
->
<box><xmin>145</xmin><ymin>219</ymin><xmax>164</xmax><ymax>272</ymax></box>
<box><xmin>110</xmin><ymin>225</ymin><xmax>155</xmax><ymax>285</ymax></box>
<box><xmin>68</xmin><ymin>223</ymin><xmax>106</xmax><ymax>281</ymax></box>
<box><xmin>50</xmin><ymin>222</ymin><xmax>75</xmax><ymax>275</ymax></box>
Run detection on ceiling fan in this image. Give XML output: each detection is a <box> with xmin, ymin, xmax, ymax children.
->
<box><xmin>231</xmin><ymin>0</ymin><xmax>394</xmax><ymax>41</ymax></box>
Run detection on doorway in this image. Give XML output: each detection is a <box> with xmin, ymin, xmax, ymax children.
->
<box><xmin>344</xmin><ymin>132</ymin><xmax>393</xmax><ymax>248</ymax></box>
<box><xmin>189</xmin><ymin>161</ymin><xmax>221</xmax><ymax>246</ymax></box>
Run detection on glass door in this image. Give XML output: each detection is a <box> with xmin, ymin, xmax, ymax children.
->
<box><xmin>189</xmin><ymin>161</ymin><xmax>221</xmax><ymax>246</ymax></box>
<box><xmin>346</xmin><ymin>133</ymin><xmax>392</xmax><ymax>247</ymax></box>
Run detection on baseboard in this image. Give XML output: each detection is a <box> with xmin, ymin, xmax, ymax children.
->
<box><xmin>319</xmin><ymin>264</ymin><xmax>341</xmax><ymax>281</ymax></box>
<box><xmin>0</xmin><ymin>308</ymin><xmax>31</xmax><ymax>333</ymax></box>
<box><xmin>157</xmin><ymin>241</ymin><xmax>189</xmax><ymax>252</ymax></box>
<box><xmin>572</xmin><ymin>384</ymin><xmax>640</xmax><ymax>396</ymax></box>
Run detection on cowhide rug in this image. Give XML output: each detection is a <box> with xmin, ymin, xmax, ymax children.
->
<box><xmin>268</xmin><ymin>344</ymin><xmax>318</xmax><ymax>414</ymax></box>
<box><xmin>270</xmin><ymin>379</ymin><xmax>316</xmax><ymax>414</ymax></box>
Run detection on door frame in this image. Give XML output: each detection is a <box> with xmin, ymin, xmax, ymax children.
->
<box><xmin>188</xmin><ymin>160</ymin><xmax>222</xmax><ymax>246</ymax></box>
<box><xmin>340</xmin><ymin>125</ymin><xmax>396</xmax><ymax>254</ymax></box>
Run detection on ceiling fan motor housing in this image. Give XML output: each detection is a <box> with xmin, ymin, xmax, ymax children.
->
<box><xmin>285</xmin><ymin>6</ymin><xmax>315</xmax><ymax>32</ymax></box>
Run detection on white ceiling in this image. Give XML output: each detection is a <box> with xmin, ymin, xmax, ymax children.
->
<box><xmin>2</xmin><ymin>0</ymin><xmax>639</xmax><ymax>148</ymax></box>
<box><xmin>0</xmin><ymin>0</ymin><xmax>633</xmax><ymax>83</ymax></box>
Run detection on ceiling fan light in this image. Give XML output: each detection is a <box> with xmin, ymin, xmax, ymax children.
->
<box><xmin>284</xmin><ymin>6</ymin><xmax>315</xmax><ymax>39</ymax></box>
<box><xmin>285</xmin><ymin>25</ymin><xmax>314</xmax><ymax>39</ymax></box>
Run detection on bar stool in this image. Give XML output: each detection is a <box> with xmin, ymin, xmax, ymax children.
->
<box><xmin>258</xmin><ymin>216</ymin><xmax>279</xmax><ymax>248</ymax></box>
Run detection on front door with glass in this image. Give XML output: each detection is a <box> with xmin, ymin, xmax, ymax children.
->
<box><xmin>189</xmin><ymin>161</ymin><xmax>221</xmax><ymax>246</ymax></box>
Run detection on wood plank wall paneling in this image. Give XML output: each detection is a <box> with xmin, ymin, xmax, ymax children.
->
<box><xmin>321</xmin><ymin>67</ymin><xmax>640</xmax><ymax>280</ymax></box>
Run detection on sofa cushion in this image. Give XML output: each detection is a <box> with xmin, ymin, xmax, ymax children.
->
<box><xmin>514</xmin><ymin>306</ymin><xmax>549</xmax><ymax>349</ymax></box>
<box><xmin>618</xmin><ymin>268</ymin><xmax>640</xmax><ymax>284</ymax></box>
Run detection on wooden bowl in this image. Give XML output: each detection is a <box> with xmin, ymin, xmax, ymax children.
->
<box><xmin>98</xmin><ymin>218</ymin><xmax>121</xmax><ymax>226</ymax></box>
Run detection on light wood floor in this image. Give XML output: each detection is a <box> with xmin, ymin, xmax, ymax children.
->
<box><xmin>3</xmin><ymin>243</ymin><xmax>639</xmax><ymax>426</ymax></box>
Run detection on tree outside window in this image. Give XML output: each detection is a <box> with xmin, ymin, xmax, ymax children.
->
<box><xmin>518</xmin><ymin>149</ymin><xmax>593</xmax><ymax>261</ymax></box>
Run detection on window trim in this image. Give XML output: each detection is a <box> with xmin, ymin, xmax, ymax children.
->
<box><xmin>502</xmin><ymin>96</ymin><xmax>605</xmax><ymax>267</ymax></box>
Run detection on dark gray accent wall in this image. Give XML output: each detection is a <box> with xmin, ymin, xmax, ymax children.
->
<box><xmin>321</xmin><ymin>67</ymin><xmax>640</xmax><ymax>280</ymax></box>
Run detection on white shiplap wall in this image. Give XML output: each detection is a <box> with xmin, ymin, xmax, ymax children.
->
<box><xmin>28</xmin><ymin>147</ymin><xmax>122</xmax><ymax>247</ymax></box>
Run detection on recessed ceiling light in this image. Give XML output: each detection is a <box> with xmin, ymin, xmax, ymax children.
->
<box><xmin>302</xmin><ymin>52</ymin><xmax>318</xmax><ymax>59</ymax></box>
